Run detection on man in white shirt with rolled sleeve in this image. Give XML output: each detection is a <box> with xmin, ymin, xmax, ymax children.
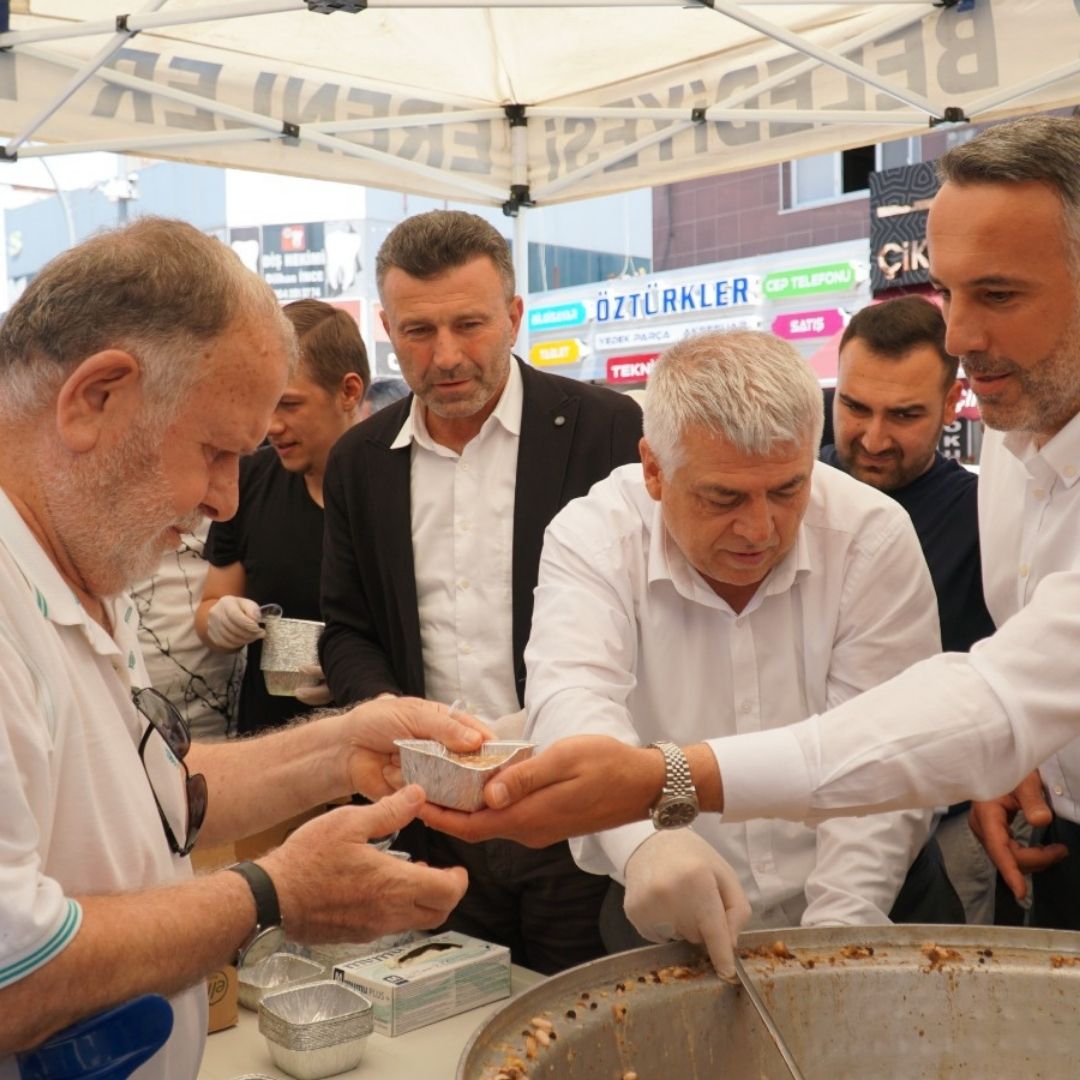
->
<box><xmin>523</xmin><ymin>329</ymin><xmax>938</xmax><ymax>974</ymax></box>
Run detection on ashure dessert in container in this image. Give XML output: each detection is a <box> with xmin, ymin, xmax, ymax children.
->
<box><xmin>259</xmin><ymin>606</ymin><xmax>324</xmax><ymax>697</ymax></box>
<box><xmin>394</xmin><ymin>739</ymin><xmax>535</xmax><ymax>811</ymax></box>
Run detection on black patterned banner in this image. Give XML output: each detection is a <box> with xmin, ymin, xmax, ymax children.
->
<box><xmin>869</xmin><ymin>162</ymin><xmax>940</xmax><ymax>294</ymax></box>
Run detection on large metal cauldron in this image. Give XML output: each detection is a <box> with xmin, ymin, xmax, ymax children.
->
<box><xmin>458</xmin><ymin>925</ymin><xmax>1080</xmax><ymax>1079</ymax></box>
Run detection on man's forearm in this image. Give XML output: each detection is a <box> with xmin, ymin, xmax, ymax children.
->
<box><xmin>190</xmin><ymin>710</ymin><xmax>354</xmax><ymax>845</ymax></box>
<box><xmin>0</xmin><ymin>872</ymin><xmax>253</xmax><ymax>1055</ymax></box>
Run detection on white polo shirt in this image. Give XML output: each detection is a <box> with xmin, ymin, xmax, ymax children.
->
<box><xmin>0</xmin><ymin>489</ymin><xmax>204</xmax><ymax>1080</ymax></box>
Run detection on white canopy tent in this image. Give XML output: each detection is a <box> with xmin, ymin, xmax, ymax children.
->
<box><xmin>3</xmin><ymin>0</ymin><xmax>1080</xmax><ymax>292</ymax></box>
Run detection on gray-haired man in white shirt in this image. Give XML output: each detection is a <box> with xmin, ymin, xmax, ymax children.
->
<box><xmin>521</xmin><ymin>329</ymin><xmax>939</xmax><ymax>974</ymax></box>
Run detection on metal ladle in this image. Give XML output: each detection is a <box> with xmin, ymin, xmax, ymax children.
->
<box><xmin>733</xmin><ymin>952</ymin><xmax>807</xmax><ymax>1080</ymax></box>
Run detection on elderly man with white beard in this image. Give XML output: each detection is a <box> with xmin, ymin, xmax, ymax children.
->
<box><xmin>0</xmin><ymin>218</ymin><xmax>488</xmax><ymax>1077</ymax></box>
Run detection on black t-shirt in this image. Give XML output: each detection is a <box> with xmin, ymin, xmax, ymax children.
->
<box><xmin>820</xmin><ymin>446</ymin><xmax>996</xmax><ymax>653</ymax></box>
<box><xmin>205</xmin><ymin>447</ymin><xmax>325</xmax><ymax>734</ymax></box>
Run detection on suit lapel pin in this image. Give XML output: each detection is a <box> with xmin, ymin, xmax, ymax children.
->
<box><xmin>554</xmin><ymin>415</ymin><xmax>566</xmax><ymax>427</ymax></box>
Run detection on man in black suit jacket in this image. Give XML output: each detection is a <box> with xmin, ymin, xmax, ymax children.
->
<box><xmin>321</xmin><ymin>210</ymin><xmax>642</xmax><ymax>973</ymax></box>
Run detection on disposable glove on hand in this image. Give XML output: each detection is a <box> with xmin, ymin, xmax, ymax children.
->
<box><xmin>294</xmin><ymin>662</ymin><xmax>334</xmax><ymax>707</ymax></box>
<box><xmin>206</xmin><ymin>595</ymin><xmax>265</xmax><ymax>651</ymax></box>
<box><xmin>624</xmin><ymin>827</ymin><xmax>752</xmax><ymax>979</ymax></box>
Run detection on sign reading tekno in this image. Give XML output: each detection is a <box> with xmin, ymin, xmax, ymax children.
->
<box><xmin>771</xmin><ymin>309</ymin><xmax>847</xmax><ymax>341</ymax></box>
<box><xmin>528</xmin><ymin>301</ymin><xmax>590</xmax><ymax>332</ymax></box>
<box><xmin>606</xmin><ymin>353</ymin><xmax>659</xmax><ymax>384</ymax></box>
<box><xmin>762</xmin><ymin>262</ymin><xmax>861</xmax><ymax>300</ymax></box>
<box><xmin>595</xmin><ymin>276</ymin><xmax>757</xmax><ymax>323</ymax></box>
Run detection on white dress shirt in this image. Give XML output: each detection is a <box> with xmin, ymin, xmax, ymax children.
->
<box><xmin>713</xmin><ymin>412</ymin><xmax>1080</xmax><ymax>826</ymax></box>
<box><xmin>525</xmin><ymin>462</ymin><xmax>936</xmax><ymax>928</ymax></box>
<box><xmin>392</xmin><ymin>359</ymin><xmax>522</xmax><ymax>721</ymax></box>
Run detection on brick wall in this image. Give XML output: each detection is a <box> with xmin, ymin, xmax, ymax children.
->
<box><xmin>653</xmin><ymin>164</ymin><xmax>871</xmax><ymax>272</ymax></box>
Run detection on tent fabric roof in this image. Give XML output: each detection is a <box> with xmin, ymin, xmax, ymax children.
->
<box><xmin>3</xmin><ymin>1</ymin><xmax>1080</xmax><ymax>206</ymax></box>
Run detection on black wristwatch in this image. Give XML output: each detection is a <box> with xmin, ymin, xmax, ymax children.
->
<box><xmin>227</xmin><ymin>861</ymin><xmax>285</xmax><ymax>968</ymax></box>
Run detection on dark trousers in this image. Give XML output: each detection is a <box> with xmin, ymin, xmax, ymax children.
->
<box><xmin>420</xmin><ymin>828</ymin><xmax>609</xmax><ymax>975</ymax></box>
<box><xmin>1032</xmin><ymin>817</ymin><xmax>1080</xmax><ymax>931</ymax></box>
<box><xmin>599</xmin><ymin>835</ymin><xmax>964</xmax><ymax>955</ymax></box>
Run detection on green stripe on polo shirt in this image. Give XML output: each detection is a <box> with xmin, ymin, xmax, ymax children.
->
<box><xmin>0</xmin><ymin>899</ymin><xmax>82</xmax><ymax>988</ymax></box>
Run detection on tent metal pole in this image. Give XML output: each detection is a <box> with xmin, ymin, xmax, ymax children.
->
<box><xmin>17</xmin><ymin>43</ymin><xmax>290</xmax><ymax>136</ymax></box>
<box><xmin>535</xmin><ymin>106</ymin><xmax>922</xmax><ymax>125</ymax></box>
<box><xmin>508</xmin><ymin>114</ymin><xmax>531</xmax><ymax>359</ymax></box>
<box><xmin>18</xmin><ymin>129</ymin><xmax>278</xmax><ymax>157</ymax></box>
<box><xmin>3</xmin><ymin>0</ymin><xmax>170</xmax><ymax>158</ymax></box>
<box><xmin>0</xmin><ymin>0</ymin><xmax>301</xmax><ymax>49</ymax></box>
<box><xmin>16</xmin><ymin>42</ymin><xmax>505</xmax><ymax>202</ymax></box>
<box><xmin>533</xmin><ymin>120</ymin><xmax>694</xmax><ymax>201</ymax></box>
<box><xmin>514</xmin><ymin>211</ymin><xmax>530</xmax><ymax>360</ymax></box>
<box><xmin>963</xmin><ymin>58</ymin><xmax>1080</xmax><ymax>117</ymax></box>
<box><xmin>703</xmin><ymin>0</ymin><xmax>939</xmax><ymax>117</ymax></box>
<box><xmin>301</xmin><ymin>128</ymin><xmax>507</xmax><ymax>201</ymax></box>
<box><xmin>708</xmin><ymin>4</ymin><xmax>933</xmax><ymax>112</ymax></box>
<box><xmin>313</xmin><ymin>109</ymin><xmax>506</xmax><ymax>134</ymax></box>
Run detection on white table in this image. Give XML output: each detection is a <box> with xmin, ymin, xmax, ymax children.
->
<box><xmin>198</xmin><ymin>966</ymin><xmax>545</xmax><ymax>1080</ymax></box>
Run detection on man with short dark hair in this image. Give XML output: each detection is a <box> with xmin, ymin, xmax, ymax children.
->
<box><xmin>0</xmin><ymin>218</ymin><xmax>486</xmax><ymax>1073</ymax></box>
<box><xmin>822</xmin><ymin>295</ymin><xmax>996</xmax><ymax>922</ymax></box>
<box><xmin>320</xmin><ymin>209</ymin><xmax>643</xmax><ymax>973</ymax></box>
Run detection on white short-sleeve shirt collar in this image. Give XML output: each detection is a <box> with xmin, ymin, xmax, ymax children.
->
<box><xmin>0</xmin><ymin>491</ymin><xmax>134</xmax><ymax>672</ymax></box>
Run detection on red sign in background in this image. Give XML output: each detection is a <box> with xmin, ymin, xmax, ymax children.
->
<box><xmin>606</xmin><ymin>353</ymin><xmax>660</xmax><ymax>384</ymax></box>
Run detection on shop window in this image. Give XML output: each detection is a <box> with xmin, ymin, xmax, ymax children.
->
<box><xmin>781</xmin><ymin>137</ymin><xmax>922</xmax><ymax>210</ymax></box>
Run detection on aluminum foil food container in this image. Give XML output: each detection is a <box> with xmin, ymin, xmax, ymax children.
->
<box><xmin>258</xmin><ymin>981</ymin><xmax>373</xmax><ymax>1080</ymax></box>
<box><xmin>260</xmin><ymin>616</ymin><xmax>324</xmax><ymax>697</ymax></box>
<box><xmin>459</xmin><ymin>926</ymin><xmax>1080</xmax><ymax>1079</ymax></box>
<box><xmin>238</xmin><ymin>953</ymin><xmax>324</xmax><ymax>1011</ymax></box>
<box><xmin>286</xmin><ymin>930</ymin><xmax>422</xmax><ymax>970</ymax></box>
<box><xmin>394</xmin><ymin>739</ymin><xmax>535</xmax><ymax>811</ymax></box>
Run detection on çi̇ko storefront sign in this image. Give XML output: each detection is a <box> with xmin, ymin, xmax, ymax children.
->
<box><xmin>762</xmin><ymin>263</ymin><xmax>859</xmax><ymax>300</ymax></box>
<box><xmin>529</xmin><ymin>339</ymin><xmax>587</xmax><ymax>367</ymax></box>
<box><xmin>595</xmin><ymin>314</ymin><xmax>761</xmax><ymax>352</ymax></box>
<box><xmin>595</xmin><ymin>275</ymin><xmax>757</xmax><ymax>322</ymax></box>
<box><xmin>771</xmin><ymin>309</ymin><xmax>847</xmax><ymax>341</ymax></box>
<box><xmin>527</xmin><ymin>301</ymin><xmax>590</xmax><ymax>332</ymax></box>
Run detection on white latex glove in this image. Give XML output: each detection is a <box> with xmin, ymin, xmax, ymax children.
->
<box><xmin>294</xmin><ymin>662</ymin><xmax>333</xmax><ymax>706</ymax></box>
<box><xmin>623</xmin><ymin>828</ymin><xmax>752</xmax><ymax>979</ymax></box>
<box><xmin>488</xmin><ymin>708</ymin><xmax>526</xmax><ymax>740</ymax></box>
<box><xmin>206</xmin><ymin>595</ymin><xmax>265</xmax><ymax>651</ymax></box>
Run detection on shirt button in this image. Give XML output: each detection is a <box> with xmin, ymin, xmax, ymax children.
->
<box><xmin>735</xmin><ymin>617</ymin><xmax>746</xmax><ymax>629</ymax></box>
<box><xmin>460</xmin><ymin>461</ymin><xmax>471</xmax><ymax>471</ymax></box>
<box><xmin>1019</xmin><ymin>564</ymin><xmax>1030</xmax><ymax>578</ymax></box>
<box><xmin>460</xmin><ymin>521</ymin><xmax>472</xmax><ymax>533</ymax></box>
<box><xmin>1054</xmin><ymin>786</ymin><xmax>1064</xmax><ymax>796</ymax></box>
<box><xmin>1033</xmin><ymin>488</ymin><xmax>1046</xmax><ymax>500</ymax></box>
<box><xmin>740</xmin><ymin>700</ymin><xmax>753</xmax><ymax>714</ymax></box>
<box><xmin>1065</xmin><ymin>465</ymin><xmax>1077</xmax><ymax>478</ymax></box>
<box><xmin>461</xmin><ymin>643</ymin><xmax>473</xmax><ymax>655</ymax></box>
<box><xmin>458</xmin><ymin>578</ymin><xmax>470</xmax><ymax>590</ymax></box>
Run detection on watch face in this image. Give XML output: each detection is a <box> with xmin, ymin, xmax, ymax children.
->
<box><xmin>654</xmin><ymin>799</ymin><xmax>698</xmax><ymax>830</ymax></box>
<box><xmin>240</xmin><ymin>926</ymin><xmax>286</xmax><ymax>970</ymax></box>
